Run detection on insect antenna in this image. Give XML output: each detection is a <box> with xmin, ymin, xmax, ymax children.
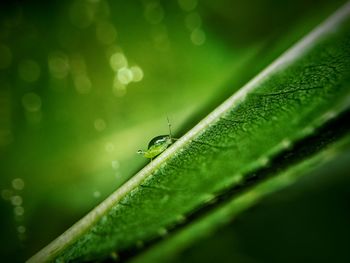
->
<box><xmin>167</xmin><ymin>116</ymin><xmax>173</xmax><ymax>139</ymax></box>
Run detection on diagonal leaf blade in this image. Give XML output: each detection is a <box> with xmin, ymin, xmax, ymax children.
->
<box><xmin>130</xmin><ymin>133</ymin><xmax>350</xmax><ymax>263</ymax></box>
<box><xmin>28</xmin><ymin>2</ymin><xmax>350</xmax><ymax>262</ymax></box>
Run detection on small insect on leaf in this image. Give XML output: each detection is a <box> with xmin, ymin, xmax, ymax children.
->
<box><xmin>137</xmin><ymin>118</ymin><xmax>175</xmax><ymax>160</ymax></box>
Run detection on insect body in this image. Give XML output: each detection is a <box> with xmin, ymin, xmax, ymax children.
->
<box><xmin>137</xmin><ymin>118</ymin><xmax>175</xmax><ymax>159</ymax></box>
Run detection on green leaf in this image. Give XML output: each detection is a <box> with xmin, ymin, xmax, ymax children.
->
<box><xmin>129</xmin><ymin>133</ymin><xmax>350</xmax><ymax>263</ymax></box>
<box><xmin>28</xmin><ymin>2</ymin><xmax>350</xmax><ymax>262</ymax></box>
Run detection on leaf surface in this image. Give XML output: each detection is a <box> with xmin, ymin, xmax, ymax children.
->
<box><xmin>130</xmin><ymin>133</ymin><xmax>350</xmax><ymax>263</ymax></box>
<box><xmin>28</xmin><ymin>2</ymin><xmax>350</xmax><ymax>262</ymax></box>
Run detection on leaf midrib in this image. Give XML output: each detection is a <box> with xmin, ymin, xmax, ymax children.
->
<box><xmin>27</xmin><ymin>2</ymin><xmax>350</xmax><ymax>262</ymax></box>
<box><xmin>115</xmin><ymin>108</ymin><xmax>350</xmax><ymax>262</ymax></box>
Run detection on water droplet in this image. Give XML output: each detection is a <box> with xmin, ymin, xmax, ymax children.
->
<box><xmin>21</xmin><ymin>92</ymin><xmax>42</xmax><ymax>112</ymax></box>
<box><xmin>157</xmin><ymin>228</ymin><xmax>168</xmax><ymax>236</ymax></box>
<box><xmin>258</xmin><ymin>156</ymin><xmax>269</xmax><ymax>166</ymax></box>
<box><xmin>323</xmin><ymin>111</ymin><xmax>337</xmax><ymax>121</ymax></box>
<box><xmin>302</xmin><ymin>126</ymin><xmax>315</xmax><ymax>135</ymax></box>
<box><xmin>12</xmin><ymin>178</ymin><xmax>25</xmax><ymax>191</ymax></box>
<box><xmin>222</xmin><ymin>173</ymin><xmax>243</xmax><ymax>188</ymax></box>
<box><xmin>175</xmin><ymin>214</ymin><xmax>186</xmax><ymax>223</ymax></box>
<box><xmin>93</xmin><ymin>191</ymin><xmax>101</xmax><ymax>198</ymax></box>
<box><xmin>18</xmin><ymin>59</ymin><xmax>41</xmax><ymax>82</ymax></box>
<box><xmin>281</xmin><ymin>139</ymin><xmax>292</xmax><ymax>149</ymax></box>
<box><xmin>233</xmin><ymin>173</ymin><xmax>243</xmax><ymax>183</ymax></box>
<box><xmin>202</xmin><ymin>193</ymin><xmax>216</xmax><ymax>204</ymax></box>
<box><xmin>110</xmin><ymin>251</ymin><xmax>118</xmax><ymax>260</ymax></box>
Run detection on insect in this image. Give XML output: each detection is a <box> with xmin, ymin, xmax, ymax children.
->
<box><xmin>137</xmin><ymin>118</ymin><xmax>175</xmax><ymax>160</ymax></box>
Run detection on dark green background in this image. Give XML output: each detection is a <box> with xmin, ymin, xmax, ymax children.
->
<box><xmin>0</xmin><ymin>0</ymin><xmax>347</xmax><ymax>262</ymax></box>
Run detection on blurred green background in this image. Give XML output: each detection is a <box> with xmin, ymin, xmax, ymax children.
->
<box><xmin>0</xmin><ymin>0</ymin><xmax>347</xmax><ymax>262</ymax></box>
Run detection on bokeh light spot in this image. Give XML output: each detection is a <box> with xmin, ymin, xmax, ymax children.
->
<box><xmin>11</xmin><ymin>195</ymin><xmax>23</xmax><ymax>206</ymax></box>
<box><xmin>74</xmin><ymin>74</ymin><xmax>92</xmax><ymax>94</ymax></box>
<box><xmin>1</xmin><ymin>189</ymin><xmax>13</xmax><ymax>200</ymax></box>
<box><xmin>105</xmin><ymin>142</ymin><xmax>115</xmax><ymax>152</ymax></box>
<box><xmin>117</xmin><ymin>68</ymin><xmax>133</xmax><ymax>85</ymax></box>
<box><xmin>12</xmin><ymin>178</ymin><xmax>25</xmax><ymax>190</ymax></box>
<box><xmin>112</xmin><ymin>77</ymin><xmax>126</xmax><ymax>97</ymax></box>
<box><xmin>178</xmin><ymin>0</ymin><xmax>198</xmax><ymax>12</ymax></box>
<box><xmin>17</xmin><ymin>225</ymin><xmax>26</xmax><ymax>234</ymax></box>
<box><xmin>110</xmin><ymin>52</ymin><xmax>127</xmax><ymax>71</ymax></box>
<box><xmin>191</xmin><ymin>28</ymin><xmax>206</xmax><ymax>45</ymax></box>
<box><xmin>144</xmin><ymin>2</ymin><xmax>164</xmax><ymax>24</ymax></box>
<box><xmin>185</xmin><ymin>12</ymin><xmax>201</xmax><ymax>30</ymax></box>
<box><xmin>111</xmin><ymin>160</ymin><xmax>120</xmax><ymax>169</ymax></box>
<box><xmin>94</xmin><ymin>118</ymin><xmax>106</xmax><ymax>131</ymax></box>
<box><xmin>18</xmin><ymin>59</ymin><xmax>41</xmax><ymax>82</ymax></box>
<box><xmin>69</xmin><ymin>0</ymin><xmax>95</xmax><ymax>28</ymax></box>
<box><xmin>48</xmin><ymin>52</ymin><xmax>70</xmax><ymax>79</ymax></box>
<box><xmin>93</xmin><ymin>191</ymin><xmax>101</xmax><ymax>198</ymax></box>
<box><xmin>130</xmin><ymin>66</ymin><xmax>144</xmax><ymax>82</ymax></box>
<box><xmin>151</xmin><ymin>24</ymin><xmax>170</xmax><ymax>51</ymax></box>
<box><xmin>70</xmin><ymin>54</ymin><xmax>86</xmax><ymax>75</ymax></box>
<box><xmin>14</xmin><ymin>206</ymin><xmax>24</xmax><ymax>216</ymax></box>
<box><xmin>96</xmin><ymin>21</ymin><xmax>117</xmax><ymax>45</ymax></box>
<box><xmin>21</xmin><ymin>92</ymin><xmax>42</xmax><ymax>112</ymax></box>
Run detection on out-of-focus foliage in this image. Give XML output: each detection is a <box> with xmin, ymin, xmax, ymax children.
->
<box><xmin>0</xmin><ymin>0</ymin><xmax>348</xmax><ymax>262</ymax></box>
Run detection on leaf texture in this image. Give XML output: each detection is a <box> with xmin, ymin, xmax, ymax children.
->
<box><xmin>28</xmin><ymin>2</ymin><xmax>350</xmax><ymax>262</ymax></box>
